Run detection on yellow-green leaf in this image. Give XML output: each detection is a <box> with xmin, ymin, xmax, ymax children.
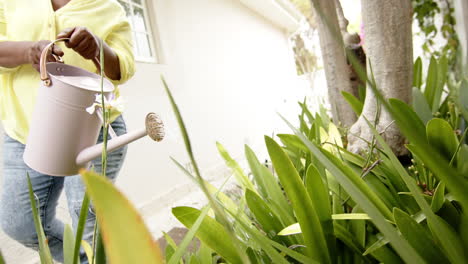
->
<box><xmin>80</xmin><ymin>170</ymin><xmax>163</xmax><ymax>264</ymax></box>
<box><xmin>278</xmin><ymin>223</ymin><xmax>301</xmax><ymax>236</ymax></box>
<box><xmin>63</xmin><ymin>224</ymin><xmax>75</xmax><ymax>264</ymax></box>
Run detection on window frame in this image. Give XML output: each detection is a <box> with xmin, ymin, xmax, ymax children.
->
<box><xmin>117</xmin><ymin>0</ymin><xmax>158</xmax><ymax>63</ymax></box>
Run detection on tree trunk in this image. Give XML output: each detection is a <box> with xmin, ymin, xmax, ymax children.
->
<box><xmin>455</xmin><ymin>0</ymin><xmax>468</xmax><ymax>76</ymax></box>
<box><xmin>347</xmin><ymin>0</ymin><xmax>413</xmax><ymax>156</ymax></box>
<box><xmin>309</xmin><ymin>0</ymin><xmax>356</xmax><ymax>127</ymax></box>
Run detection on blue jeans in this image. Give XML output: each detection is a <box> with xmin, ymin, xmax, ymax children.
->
<box><xmin>0</xmin><ymin>115</ymin><xmax>127</xmax><ymax>263</ymax></box>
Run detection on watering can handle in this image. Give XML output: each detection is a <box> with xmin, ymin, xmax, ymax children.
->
<box><xmin>40</xmin><ymin>38</ymin><xmax>101</xmax><ymax>86</ymax></box>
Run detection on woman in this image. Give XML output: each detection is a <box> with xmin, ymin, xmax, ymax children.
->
<box><xmin>0</xmin><ymin>0</ymin><xmax>135</xmax><ymax>262</ymax></box>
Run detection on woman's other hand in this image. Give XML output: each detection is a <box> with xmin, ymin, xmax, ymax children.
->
<box><xmin>57</xmin><ymin>27</ymin><xmax>100</xmax><ymax>60</ymax></box>
<box><xmin>28</xmin><ymin>40</ymin><xmax>64</xmax><ymax>72</ymax></box>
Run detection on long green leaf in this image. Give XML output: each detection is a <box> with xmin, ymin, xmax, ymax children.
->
<box><xmin>169</xmin><ymin>206</ymin><xmax>210</xmax><ymax>264</ymax></box>
<box><xmin>217</xmin><ymin>142</ymin><xmax>256</xmax><ymax>192</ymax></box>
<box><xmin>433</xmin><ymin>56</ymin><xmax>447</xmax><ymax>112</ymax></box>
<box><xmin>281</xmin><ymin>116</ymin><xmax>426</xmax><ymax>264</ymax></box>
<box><xmin>245</xmin><ymin>145</ymin><xmax>294</xmax><ymax>224</ymax></box>
<box><xmin>341</xmin><ymin>91</ymin><xmax>363</xmax><ymax>116</ymax></box>
<box><xmin>333</xmin><ymin>223</ymin><xmax>373</xmax><ymax>263</ymax></box>
<box><xmin>172</xmin><ymin>206</ymin><xmax>243</xmax><ymax>264</ymax></box>
<box><xmin>63</xmin><ymin>224</ymin><xmax>75</xmax><ymax>264</ymax></box>
<box><xmin>332</xmin><ymin>214</ymin><xmax>370</xmax><ymax>220</ymax></box>
<box><xmin>424</xmin><ymin>56</ymin><xmax>438</xmax><ymax>111</ymax></box>
<box><xmin>197</xmin><ymin>242</ymin><xmax>213</xmax><ymax>264</ymax></box>
<box><xmin>245</xmin><ymin>189</ymin><xmax>283</xmax><ymax>237</ymax></box>
<box><xmin>431</xmin><ymin>182</ymin><xmax>445</xmax><ymax>213</ymax></box>
<box><xmin>393</xmin><ymin>208</ymin><xmax>449</xmax><ymax>263</ymax></box>
<box><xmin>305</xmin><ymin>164</ymin><xmax>335</xmax><ymax>258</ymax></box>
<box><xmin>427</xmin><ymin>214</ymin><xmax>466</xmax><ymax>263</ymax></box>
<box><xmin>365</xmin><ymin>235</ymin><xmax>403</xmax><ymax>263</ymax></box>
<box><xmin>413</xmin><ymin>57</ymin><xmax>423</xmax><ymax>89</ymax></box>
<box><xmin>73</xmin><ymin>194</ymin><xmax>89</xmax><ymax>264</ymax></box>
<box><xmin>266</xmin><ymin>136</ymin><xmax>331</xmax><ymax>263</ymax></box>
<box><xmin>27</xmin><ymin>173</ymin><xmax>53</xmax><ymax>264</ymax></box>
<box><xmin>426</xmin><ymin>118</ymin><xmax>459</xmax><ymax>161</ymax></box>
<box><xmin>80</xmin><ymin>170</ymin><xmax>163</xmax><ymax>264</ymax></box>
<box><xmin>412</xmin><ymin>87</ymin><xmax>433</xmax><ymax>124</ymax></box>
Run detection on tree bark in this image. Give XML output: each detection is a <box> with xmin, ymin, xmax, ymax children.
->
<box><xmin>455</xmin><ymin>0</ymin><xmax>468</xmax><ymax>76</ymax></box>
<box><xmin>309</xmin><ymin>0</ymin><xmax>356</xmax><ymax>127</ymax></box>
<box><xmin>347</xmin><ymin>0</ymin><xmax>413</xmax><ymax>156</ymax></box>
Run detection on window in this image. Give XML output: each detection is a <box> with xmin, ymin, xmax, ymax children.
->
<box><xmin>117</xmin><ymin>0</ymin><xmax>157</xmax><ymax>62</ymax></box>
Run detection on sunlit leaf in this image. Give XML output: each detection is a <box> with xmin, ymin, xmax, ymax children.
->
<box><xmin>63</xmin><ymin>224</ymin><xmax>75</xmax><ymax>264</ymax></box>
<box><xmin>81</xmin><ymin>240</ymin><xmax>93</xmax><ymax>264</ymax></box>
<box><xmin>332</xmin><ymin>214</ymin><xmax>371</xmax><ymax>220</ymax></box>
<box><xmin>278</xmin><ymin>223</ymin><xmax>301</xmax><ymax>236</ymax></box>
<box><xmin>80</xmin><ymin>170</ymin><xmax>163</xmax><ymax>264</ymax></box>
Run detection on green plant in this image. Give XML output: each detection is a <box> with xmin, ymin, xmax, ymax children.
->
<box><xmin>162</xmin><ymin>44</ymin><xmax>468</xmax><ymax>262</ymax></box>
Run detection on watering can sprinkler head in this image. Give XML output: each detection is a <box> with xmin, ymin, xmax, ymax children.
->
<box><xmin>75</xmin><ymin>112</ymin><xmax>165</xmax><ymax>167</ymax></box>
<box><xmin>146</xmin><ymin>112</ymin><xmax>165</xmax><ymax>142</ymax></box>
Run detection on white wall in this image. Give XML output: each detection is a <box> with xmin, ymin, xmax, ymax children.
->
<box><xmin>116</xmin><ymin>0</ymin><xmax>310</xmax><ymax>210</ymax></box>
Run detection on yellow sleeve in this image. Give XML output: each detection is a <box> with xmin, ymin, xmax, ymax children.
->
<box><xmin>0</xmin><ymin>1</ymin><xmax>19</xmax><ymax>73</ymax></box>
<box><xmin>0</xmin><ymin>0</ymin><xmax>5</xmax><ymax>38</ymax></box>
<box><xmin>106</xmin><ymin>20</ymin><xmax>135</xmax><ymax>85</ymax></box>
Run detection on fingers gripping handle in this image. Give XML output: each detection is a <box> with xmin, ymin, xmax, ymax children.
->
<box><xmin>40</xmin><ymin>38</ymin><xmax>69</xmax><ymax>86</ymax></box>
<box><xmin>40</xmin><ymin>38</ymin><xmax>102</xmax><ymax>86</ymax></box>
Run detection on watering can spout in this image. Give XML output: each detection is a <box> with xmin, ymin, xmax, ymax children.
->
<box><xmin>76</xmin><ymin>113</ymin><xmax>164</xmax><ymax>166</ymax></box>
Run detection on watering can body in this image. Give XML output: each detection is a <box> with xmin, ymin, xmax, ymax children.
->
<box><xmin>23</xmin><ymin>62</ymin><xmax>114</xmax><ymax>176</ymax></box>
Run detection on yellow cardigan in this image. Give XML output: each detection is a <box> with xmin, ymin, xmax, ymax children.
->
<box><xmin>0</xmin><ymin>0</ymin><xmax>135</xmax><ymax>143</ymax></box>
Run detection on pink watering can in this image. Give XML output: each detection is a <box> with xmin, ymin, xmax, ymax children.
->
<box><xmin>23</xmin><ymin>39</ymin><xmax>165</xmax><ymax>176</ymax></box>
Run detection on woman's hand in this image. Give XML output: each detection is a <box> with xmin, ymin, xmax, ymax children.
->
<box><xmin>57</xmin><ymin>27</ymin><xmax>100</xmax><ymax>60</ymax></box>
<box><xmin>56</xmin><ymin>26</ymin><xmax>122</xmax><ymax>80</ymax></box>
<box><xmin>28</xmin><ymin>40</ymin><xmax>64</xmax><ymax>72</ymax></box>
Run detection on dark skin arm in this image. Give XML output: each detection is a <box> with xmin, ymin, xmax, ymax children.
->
<box><xmin>57</xmin><ymin>27</ymin><xmax>121</xmax><ymax>81</ymax></box>
<box><xmin>0</xmin><ymin>40</ymin><xmax>64</xmax><ymax>71</ymax></box>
